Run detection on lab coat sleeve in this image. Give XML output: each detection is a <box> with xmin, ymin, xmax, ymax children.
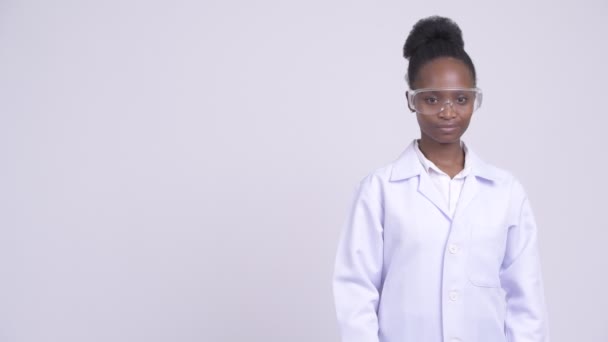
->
<box><xmin>500</xmin><ymin>191</ymin><xmax>550</xmax><ymax>342</ymax></box>
<box><xmin>333</xmin><ymin>180</ymin><xmax>384</xmax><ymax>342</ymax></box>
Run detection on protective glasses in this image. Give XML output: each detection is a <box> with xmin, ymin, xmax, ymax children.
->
<box><xmin>406</xmin><ymin>87</ymin><xmax>483</xmax><ymax>115</ymax></box>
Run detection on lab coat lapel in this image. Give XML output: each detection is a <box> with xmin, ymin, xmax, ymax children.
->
<box><xmin>390</xmin><ymin>141</ymin><xmax>451</xmax><ymax>219</ymax></box>
<box><xmin>417</xmin><ymin>171</ymin><xmax>451</xmax><ymax>220</ymax></box>
<box><xmin>391</xmin><ymin>141</ymin><xmax>500</xmax><ymax>223</ymax></box>
<box><xmin>453</xmin><ymin>174</ymin><xmax>479</xmax><ymax>221</ymax></box>
<box><xmin>453</xmin><ymin>146</ymin><xmax>499</xmax><ymax>220</ymax></box>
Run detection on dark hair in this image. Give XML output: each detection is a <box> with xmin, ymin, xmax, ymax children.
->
<box><xmin>403</xmin><ymin>16</ymin><xmax>476</xmax><ymax>88</ymax></box>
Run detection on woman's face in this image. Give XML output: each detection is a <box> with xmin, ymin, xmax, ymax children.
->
<box><xmin>410</xmin><ymin>57</ymin><xmax>475</xmax><ymax>145</ymax></box>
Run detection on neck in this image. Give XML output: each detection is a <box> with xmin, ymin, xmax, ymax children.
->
<box><xmin>418</xmin><ymin>136</ymin><xmax>465</xmax><ymax>177</ymax></box>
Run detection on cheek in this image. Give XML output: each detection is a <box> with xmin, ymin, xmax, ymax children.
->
<box><xmin>415</xmin><ymin>115</ymin><xmax>427</xmax><ymax>127</ymax></box>
<box><xmin>461</xmin><ymin>113</ymin><xmax>473</xmax><ymax>129</ymax></box>
<box><xmin>416</xmin><ymin>115</ymin><xmax>434</xmax><ymax>133</ymax></box>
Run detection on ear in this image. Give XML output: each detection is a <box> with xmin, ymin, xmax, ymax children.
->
<box><xmin>405</xmin><ymin>91</ymin><xmax>415</xmax><ymax>112</ymax></box>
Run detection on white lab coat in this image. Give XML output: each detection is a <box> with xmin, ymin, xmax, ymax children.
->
<box><xmin>333</xmin><ymin>141</ymin><xmax>549</xmax><ymax>342</ymax></box>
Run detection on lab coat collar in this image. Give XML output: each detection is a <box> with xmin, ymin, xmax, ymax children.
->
<box><xmin>389</xmin><ymin>140</ymin><xmax>502</xmax><ymax>182</ymax></box>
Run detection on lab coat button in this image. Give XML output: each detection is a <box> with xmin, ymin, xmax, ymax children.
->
<box><xmin>449</xmin><ymin>290</ymin><xmax>459</xmax><ymax>301</ymax></box>
<box><xmin>448</xmin><ymin>244</ymin><xmax>459</xmax><ymax>254</ymax></box>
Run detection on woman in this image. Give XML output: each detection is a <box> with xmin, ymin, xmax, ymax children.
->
<box><xmin>333</xmin><ymin>16</ymin><xmax>549</xmax><ymax>342</ymax></box>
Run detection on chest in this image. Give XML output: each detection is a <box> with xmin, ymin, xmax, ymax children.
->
<box><xmin>382</xmin><ymin>176</ymin><xmax>513</xmax><ymax>257</ymax></box>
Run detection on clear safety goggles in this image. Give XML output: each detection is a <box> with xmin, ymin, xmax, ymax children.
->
<box><xmin>406</xmin><ymin>87</ymin><xmax>483</xmax><ymax>115</ymax></box>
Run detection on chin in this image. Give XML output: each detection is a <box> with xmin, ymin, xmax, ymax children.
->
<box><xmin>430</xmin><ymin>133</ymin><xmax>462</xmax><ymax>145</ymax></box>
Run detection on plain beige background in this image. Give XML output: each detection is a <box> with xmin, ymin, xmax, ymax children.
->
<box><xmin>0</xmin><ymin>0</ymin><xmax>606</xmax><ymax>341</ymax></box>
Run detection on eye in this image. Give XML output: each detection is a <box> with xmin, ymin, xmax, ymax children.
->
<box><xmin>424</xmin><ymin>96</ymin><xmax>439</xmax><ymax>105</ymax></box>
<box><xmin>456</xmin><ymin>95</ymin><xmax>469</xmax><ymax>105</ymax></box>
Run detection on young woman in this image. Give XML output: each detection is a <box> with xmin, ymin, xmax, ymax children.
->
<box><xmin>333</xmin><ymin>16</ymin><xmax>549</xmax><ymax>342</ymax></box>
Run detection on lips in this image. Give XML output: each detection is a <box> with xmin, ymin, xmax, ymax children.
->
<box><xmin>437</xmin><ymin>125</ymin><xmax>459</xmax><ymax>133</ymax></box>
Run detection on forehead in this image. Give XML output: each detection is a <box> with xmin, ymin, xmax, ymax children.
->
<box><xmin>414</xmin><ymin>57</ymin><xmax>474</xmax><ymax>89</ymax></box>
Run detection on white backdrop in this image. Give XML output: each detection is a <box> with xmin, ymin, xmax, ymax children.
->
<box><xmin>1</xmin><ymin>0</ymin><xmax>607</xmax><ymax>341</ymax></box>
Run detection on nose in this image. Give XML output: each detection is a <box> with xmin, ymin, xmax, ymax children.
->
<box><xmin>438</xmin><ymin>100</ymin><xmax>457</xmax><ymax>119</ymax></box>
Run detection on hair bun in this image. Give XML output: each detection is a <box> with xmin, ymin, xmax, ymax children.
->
<box><xmin>403</xmin><ymin>16</ymin><xmax>465</xmax><ymax>60</ymax></box>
